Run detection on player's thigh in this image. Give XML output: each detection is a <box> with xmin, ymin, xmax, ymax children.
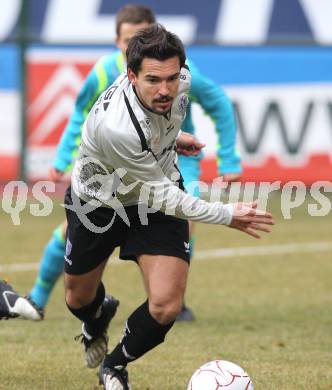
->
<box><xmin>119</xmin><ymin>208</ymin><xmax>190</xmax><ymax>306</ymax></box>
<box><xmin>138</xmin><ymin>254</ymin><xmax>189</xmax><ymax>303</ymax></box>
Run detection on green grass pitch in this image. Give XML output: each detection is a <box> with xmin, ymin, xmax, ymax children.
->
<box><xmin>0</xmin><ymin>191</ymin><xmax>331</xmax><ymax>389</ymax></box>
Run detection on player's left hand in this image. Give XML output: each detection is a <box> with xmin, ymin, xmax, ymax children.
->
<box><xmin>49</xmin><ymin>167</ymin><xmax>65</xmax><ymax>182</ymax></box>
<box><xmin>222</xmin><ymin>172</ymin><xmax>242</xmax><ymax>182</ymax></box>
<box><xmin>176</xmin><ymin>132</ymin><xmax>205</xmax><ymax>156</ymax></box>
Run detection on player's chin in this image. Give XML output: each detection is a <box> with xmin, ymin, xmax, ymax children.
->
<box><xmin>153</xmin><ymin>102</ymin><xmax>172</xmax><ymax>114</ymax></box>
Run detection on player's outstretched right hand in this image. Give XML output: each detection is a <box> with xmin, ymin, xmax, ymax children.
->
<box><xmin>228</xmin><ymin>201</ymin><xmax>275</xmax><ymax>239</ymax></box>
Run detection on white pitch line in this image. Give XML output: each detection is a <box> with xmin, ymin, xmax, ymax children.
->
<box><xmin>0</xmin><ymin>263</ymin><xmax>40</xmax><ymax>273</ymax></box>
<box><xmin>1</xmin><ymin>241</ymin><xmax>331</xmax><ymax>273</ymax></box>
<box><xmin>194</xmin><ymin>241</ymin><xmax>332</xmax><ymax>260</ymax></box>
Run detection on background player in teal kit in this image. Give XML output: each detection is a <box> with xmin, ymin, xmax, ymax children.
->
<box><xmin>27</xmin><ymin>4</ymin><xmax>241</xmax><ymax>321</ymax></box>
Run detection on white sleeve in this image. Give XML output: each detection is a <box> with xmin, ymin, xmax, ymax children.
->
<box><xmin>98</xmin><ymin>125</ymin><xmax>233</xmax><ymax>226</ymax></box>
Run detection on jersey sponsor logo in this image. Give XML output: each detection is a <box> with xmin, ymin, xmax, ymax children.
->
<box><xmin>178</xmin><ymin>95</ymin><xmax>188</xmax><ymax>118</ymax></box>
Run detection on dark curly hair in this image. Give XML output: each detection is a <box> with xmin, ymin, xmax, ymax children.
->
<box><xmin>126</xmin><ymin>23</ymin><xmax>186</xmax><ymax>74</ymax></box>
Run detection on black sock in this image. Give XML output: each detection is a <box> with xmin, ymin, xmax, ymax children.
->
<box><xmin>103</xmin><ymin>300</ymin><xmax>174</xmax><ymax>368</ymax></box>
<box><xmin>67</xmin><ymin>282</ymin><xmax>108</xmax><ymax>336</ymax></box>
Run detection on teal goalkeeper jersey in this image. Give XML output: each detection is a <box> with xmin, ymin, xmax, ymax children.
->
<box><xmin>53</xmin><ymin>50</ymin><xmax>241</xmax><ymax>175</ymax></box>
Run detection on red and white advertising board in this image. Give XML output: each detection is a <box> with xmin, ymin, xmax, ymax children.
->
<box><xmin>26</xmin><ymin>48</ymin><xmax>332</xmax><ymax>184</ymax></box>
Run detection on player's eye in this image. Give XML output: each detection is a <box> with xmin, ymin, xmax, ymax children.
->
<box><xmin>146</xmin><ymin>78</ymin><xmax>159</xmax><ymax>84</ymax></box>
<box><xmin>169</xmin><ymin>74</ymin><xmax>179</xmax><ymax>81</ymax></box>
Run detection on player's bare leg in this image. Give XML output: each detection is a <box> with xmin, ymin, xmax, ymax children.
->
<box><xmin>99</xmin><ymin>255</ymin><xmax>189</xmax><ymax>389</ymax></box>
<box><xmin>65</xmin><ymin>261</ymin><xmax>119</xmax><ymax>368</ymax></box>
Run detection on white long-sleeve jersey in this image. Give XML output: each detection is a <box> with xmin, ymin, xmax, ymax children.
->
<box><xmin>72</xmin><ymin>68</ymin><xmax>233</xmax><ymax>225</ymax></box>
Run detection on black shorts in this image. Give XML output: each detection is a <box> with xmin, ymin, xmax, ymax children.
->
<box><xmin>64</xmin><ymin>186</ymin><xmax>190</xmax><ymax>275</ymax></box>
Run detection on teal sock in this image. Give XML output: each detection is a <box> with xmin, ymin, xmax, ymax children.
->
<box><xmin>29</xmin><ymin>226</ymin><xmax>65</xmax><ymax>309</ymax></box>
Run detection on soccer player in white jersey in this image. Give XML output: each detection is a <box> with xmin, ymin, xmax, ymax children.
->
<box><xmin>27</xmin><ymin>4</ymin><xmax>241</xmax><ymax>322</ymax></box>
<box><xmin>64</xmin><ymin>24</ymin><xmax>274</xmax><ymax>390</ymax></box>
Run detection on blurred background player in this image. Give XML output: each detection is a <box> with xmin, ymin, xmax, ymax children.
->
<box><xmin>26</xmin><ymin>4</ymin><xmax>241</xmax><ymax>322</ymax></box>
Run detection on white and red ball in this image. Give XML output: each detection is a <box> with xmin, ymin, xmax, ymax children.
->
<box><xmin>187</xmin><ymin>360</ymin><xmax>254</xmax><ymax>390</ymax></box>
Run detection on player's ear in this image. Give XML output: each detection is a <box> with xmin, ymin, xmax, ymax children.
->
<box><xmin>127</xmin><ymin>68</ymin><xmax>137</xmax><ymax>86</ymax></box>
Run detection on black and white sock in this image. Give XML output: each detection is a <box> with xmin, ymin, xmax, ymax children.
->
<box><xmin>103</xmin><ymin>300</ymin><xmax>174</xmax><ymax>368</ymax></box>
<box><xmin>67</xmin><ymin>282</ymin><xmax>109</xmax><ymax>336</ymax></box>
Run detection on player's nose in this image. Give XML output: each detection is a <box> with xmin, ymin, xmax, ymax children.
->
<box><xmin>158</xmin><ymin>81</ymin><xmax>170</xmax><ymax>96</ymax></box>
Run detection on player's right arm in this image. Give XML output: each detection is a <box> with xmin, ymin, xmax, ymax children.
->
<box><xmin>52</xmin><ymin>56</ymin><xmax>114</xmax><ymax>175</ymax></box>
<box><xmin>95</xmin><ymin>125</ymin><xmax>274</xmax><ymax>237</ymax></box>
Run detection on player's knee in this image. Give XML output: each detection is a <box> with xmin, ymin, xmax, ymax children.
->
<box><xmin>149</xmin><ymin>298</ymin><xmax>182</xmax><ymax>325</ymax></box>
<box><xmin>65</xmin><ymin>289</ymin><xmax>88</xmax><ymax>309</ymax></box>
<box><xmin>65</xmin><ymin>281</ymin><xmax>95</xmax><ymax>309</ymax></box>
<box><xmin>65</xmin><ymin>282</ymin><xmax>105</xmax><ymax>322</ymax></box>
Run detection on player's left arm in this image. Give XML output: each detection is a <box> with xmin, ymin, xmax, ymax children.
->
<box><xmin>176</xmin><ymin>131</ymin><xmax>205</xmax><ymax>156</ymax></box>
<box><xmin>188</xmin><ymin>60</ymin><xmax>242</xmax><ymax>181</ymax></box>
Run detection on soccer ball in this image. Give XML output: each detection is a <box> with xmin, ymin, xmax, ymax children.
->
<box><xmin>187</xmin><ymin>360</ymin><xmax>254</xmax><ymax>390</ymax></box>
